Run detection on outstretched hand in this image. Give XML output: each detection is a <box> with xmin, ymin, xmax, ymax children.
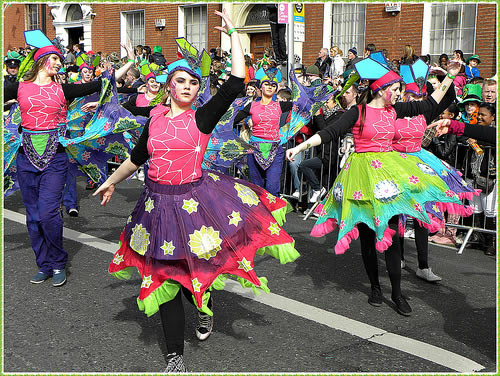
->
<box><xmin>427</xmin><ymin>118</ymin><xmax>451</xmax><ymax>137</ymax></box>
<box><xmin>446</xmin><ymin>59</ymin><xmax>462</xmax><ymax>77</ymax></box>
<box><xmin>214</xmin><ymin>8</ymin><xmax>235</xmax><ymax>35</ymax></box>
<box><xmin>93</xmin><ymin>181</ymin><xmax>116</xmax><ymax>206</ymax></box>
<box><xmin>121</xmin><ymin>42</ymin><xmax>134</xmax><ymax>61</ymax></box>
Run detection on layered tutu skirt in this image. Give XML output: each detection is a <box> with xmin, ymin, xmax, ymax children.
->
<box><xmin>400</xmin><ymin>148</ymin><xmax>479</xmax><ymax>232</ymax></box>
<box><xmin>109</xmin><ymin>170</ymin><xmax>299</xmax><ymax>316</ymax></box>
<box><xmin>311</xmin><ymin>151</ymin><xmax>464</xmax><ymax>254</ymax></box>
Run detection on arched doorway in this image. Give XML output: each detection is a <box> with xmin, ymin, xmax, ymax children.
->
<box><xmin>244</xmin><ymin>4</ymin><xmax>272</xmax><ymax>60</ymax></box>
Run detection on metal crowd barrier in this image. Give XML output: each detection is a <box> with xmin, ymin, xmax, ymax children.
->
<box><xmin>277</xmin><ymin>136</ymin><xmax>496</xmax><ymax>254</ymax></box>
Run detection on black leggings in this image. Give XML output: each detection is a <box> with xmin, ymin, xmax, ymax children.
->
<box><xmin>359</xmin><ymin>216</ymin><xmax>402</xmax><ymax>299</ymax></box>
<box><xmin>400</xmin><ymin>220</ymin><xmax>429</xmax><ymax>269</ymax></box>
<box><xmin>158</xmin><ymin>287</ymin><xmax>212</xmax><ymax>355</ymax></box>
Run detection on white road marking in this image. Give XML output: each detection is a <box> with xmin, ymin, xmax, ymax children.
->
<box><xmin>4</xmin><ymin>209</ymin><xmax>485</xmax><ymax>372</ymax></box>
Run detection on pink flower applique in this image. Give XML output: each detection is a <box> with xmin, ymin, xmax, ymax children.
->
<box><xmin>400</xmin><ymin>153</ymin><xmax>408</xmax><ymax>159</ymax></box>
<box><xmin>374</xmin><ymin>216</ymin><xmax>381</xmax><ymax>226</ymax></box>
<box><xmin>96</xmin><ymin>137</ymin><xmax>106</xmax><ymax>146</ymax></box>
<box><xmin>104</xmin><ymin>122</ymin><xmax>112</xmax><ymax>132</ymax></box>
<box><xmin>340</xmin><ymin>220</ymin><xmax>346</xmax><ymax>230</ymax></box>
<box><xmin>353</xmin><ymin>190</ymin><xmax>363</xmax><ymax>200</ymax></box>
<box><xmin>445</xmin><ymin>189</ymin><xmax>456</xmax><ymax>198</ymax></box>
<box><xmin>408</xmin><ymin>175</ymin><xmax>420</xmax><ymax>185</ymax></box>
<box><xmin>81</xmin><ymin>151</ymin><xmax>91</xmax><ymax>161</ymax></box>
<box><xmin>414</xmin><ymin>203</ymin><xmax>423</xmax><ymax>212</ymax></box>
<box><xmin>344</xmin><ymin>162</ymin><xmax>350</xmax><ymax>170</ymax></box>
<box><xmin>371</xmin><ymin>159</ymin><xmax>382</xmax><ymax>169</ymax></box>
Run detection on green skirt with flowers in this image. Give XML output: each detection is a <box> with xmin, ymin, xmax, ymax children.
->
<box><xmin>311</xmin><ymin>151</ymin><xmax>463</xmax><ymax>254</ymax></box>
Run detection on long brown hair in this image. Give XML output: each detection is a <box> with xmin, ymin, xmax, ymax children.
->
<box><xmin>160</xmin><ymin>70</ymin><xmax>201</xmax><ymax>106</ymax></box>
<box><xmin>23</xmin><ymin>53</ymin><xmax>53</xmax><ymax>82</ymax></box>
<box><xmin>357</xmin><ymin>84</ymin><xmax>375</xmax><ymax>136</ymax></box>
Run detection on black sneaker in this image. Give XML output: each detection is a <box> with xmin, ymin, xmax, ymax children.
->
<box><xmin>392</xmin><ymin>296</ymin><xmax>412</xmax><ymax>316</ymax></box>
<box><xmin>164</xmin><ymin>353</ymin><xmax>186</xmax><ymax>373</ymax></box>
<box><xmin>196</xmin><ymin>311</ymin><xmax>213</xmax><ymax>341</ymax></box>
<box><xmin>368</xmin><ymin>287</ymin><xmax>383</xmax><ymax>306</ymax></box>
<box><xmin>68</xmin><ymin>208</ymin><xmax>79</xmax><ymax>217</ymax></box>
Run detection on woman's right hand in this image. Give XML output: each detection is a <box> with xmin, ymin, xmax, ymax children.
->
<box><xmin>93</xmin><ymin>181</ymin><xmax>116</xmax><ymax>206</ymax></box>
<box><xmin>286</xmin><ymin>146</ymin><xmax>301</xmax><ymax>162</ymax></box>
<box><xmin>427</xmin><ymin>118</ymin><xmax>450</xmax><ymax>137</ymax></box>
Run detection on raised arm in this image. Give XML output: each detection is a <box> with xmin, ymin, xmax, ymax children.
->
<box><xmin>114</xmin><ymin>43</ymin><xmax>136</xmax><ymax>81</ymax></box>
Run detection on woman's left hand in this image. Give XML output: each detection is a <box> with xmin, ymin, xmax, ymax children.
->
<box><xmin>447</xmin><ymin>60</ymin><xmax>462</xmax><ymax>77</ymax></box>
<box><xmin>214</xmin><ymin>8</ymin><xmax>235</xmax><ymax>35</ymax></box>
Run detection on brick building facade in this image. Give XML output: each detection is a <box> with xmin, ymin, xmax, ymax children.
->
<box><xmin>4</xmin><ymin>2</ymin><xmax>497</xmax><ymax>77</ymax></box>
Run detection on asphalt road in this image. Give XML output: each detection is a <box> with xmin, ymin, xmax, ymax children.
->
<box><xmin>3</xmin><ymin>178</ymin><xmax>497</xmax><ymax>373</ymax></box>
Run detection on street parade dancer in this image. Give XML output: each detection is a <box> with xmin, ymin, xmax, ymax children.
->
<box><xmin>394</xmin><ymin>59</ymin><xmax>479</xmax><ymax>282</ymax></box>
<box><xmin>94</xmin><ymin>10</ymin><xmax>299</xmax><ymax>372</ymax></box>
<box><xmin>286</xmin><ymin>52</ymin><xmax>463</xmax><ymax>316</ymax></box>
<box><xmin>3</xmin><ymin>30</ymin><xmax>104</xmax><ymax>286</ymax></box>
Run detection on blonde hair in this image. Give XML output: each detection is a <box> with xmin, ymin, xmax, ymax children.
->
<box><xmin>330</xmin><ymin>46</ymin><xmax>343</xmax><ymax>57</ymax></box>
<box><xmin>403</xmin><ymin>45</ymin><xmax>414</xmax><ymax>60</ymax></box>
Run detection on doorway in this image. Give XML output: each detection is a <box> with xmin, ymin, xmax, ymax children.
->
<box><xmin>250</xmin><ymin>32</ymin><xmax>272</xmax><ymax>61</ymax></box>
<box><xmin>67</xmin><ymin>27</ymin><xmax>84</xmax><ymax>49</ymax></box>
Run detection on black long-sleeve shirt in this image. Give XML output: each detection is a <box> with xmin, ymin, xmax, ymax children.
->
<box><xmin>130</xmin><ymin>75</ymin><xmax>245</xmax><ymax>166</ymax></box>
<box><xmin>317</xmin><ymin>95</ymin><xmax>450</xmax><ymax>145</ymax></box>
<box><xmin>233</xmin><ymin>100</ymin><xmax>293</xmax><ymax>126</ymax></box>
<box><xmin>4</xmin><ymin>79</ymin><xmax>102</xmax><ymax>103</ymax></box>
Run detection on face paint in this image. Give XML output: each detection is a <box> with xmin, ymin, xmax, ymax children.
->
<box><xmin>385</xmin><ymin>88</ymin><xmax>392</xmax><ymax>103</ymax></box>
<box><xmin>170</xmin><ymin>80</ymin><xmax>179</xmax><ymax>100</ymax></box>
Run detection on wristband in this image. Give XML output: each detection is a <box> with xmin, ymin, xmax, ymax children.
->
<box><xmin>446</xmin><ymin>73</ymin><xmax>455</xmax><ymax>79</ymax></box>
<box><xmin>128</xmin><ymin>59</ymin><xmax>135</xmax><ymax>63</ymax></box>
<box><xmin>227</xmin><ymin>28</ymin><xmax>236</xmax><ymax>36</ymax></box>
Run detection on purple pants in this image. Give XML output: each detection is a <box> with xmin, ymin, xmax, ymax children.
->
<box><xmin>16</xmin><ymin>152</ymin><xmax>68</xmax><ymax>274</ymax></box>
<box><xmin>247</xmin><ymin>147</ymin><xmax>284</xmax><ymax>197</ymax></box>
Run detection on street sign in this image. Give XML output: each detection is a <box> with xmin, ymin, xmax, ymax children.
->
<box><xmin>278</xmin><ymin>3</ymin><xmax>288</xmax><ymax>24</ymax></box>
<box><xmin>293</xmin><ymin>3</ymin><xmax>305</xmax><ymax>42</ymax></box>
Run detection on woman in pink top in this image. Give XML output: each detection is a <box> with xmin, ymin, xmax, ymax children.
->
<box><xmin>287</xmin><ymin>52</ymin><xmax>461</xmax><ymax>316</ymax></box>
<box><xmin>4</xmin><ymin>31</ymin><xmax>103</xmax><ymax>288</ymax></box>
<box><xmin>94</xmin><ymin>10</ymin><xmax>298</xmax><ymax>372</ymax></box>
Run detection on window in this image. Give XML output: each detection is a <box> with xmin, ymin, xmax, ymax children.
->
<box><xmin>425</xmin><ymin>3</ymin><xmax>477</xmax><ymax>59</ymax></box>
<box><xmin>26</xmin><ymin>4</ymin><xmax>40</xmax><ymax>30</ymax></box>
<box><xmin>245</xmin><ymin>4</ymin><xmax>269</xmax><ymax>26</ymax></box>
<box><xmin>66</xmin><ymin>5</ymin><xmax>83</xmax><ymax>22</ymax></box>
<box><xmin>184</xmin><ymin>5</ymin><xmax>207</xmax><ymax>51</ymax></box>
<box><xmin>124</xmin><ymin>10</ymin><xmax>145</xmax><ymax>48</ymax></box>
<box><xmin>330</xmin><ymin>4</ymin><xmax>366</xmax><ymax>56</ymax></box>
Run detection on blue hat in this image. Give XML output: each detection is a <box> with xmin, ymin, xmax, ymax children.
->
<box><xmin>164</xmin><ymin>38</ymin><xmax>211</xmax><ymax>83</ymax></box>
<box><xmin>255</xmin><ymin>67</ymin><xmax>281</xmax><ymax>86</ymax></box>
<box><xmin>354</xmin><ymin>51</ymin><xmax>402</xmax><ymax>92</ymax></box>
<box><xmin>400</xmin><ymin>58</ymin><xmax>430</xmax><ymax>96</ymax></box>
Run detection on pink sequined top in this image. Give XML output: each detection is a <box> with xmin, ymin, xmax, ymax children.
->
<box><xmin>249</xmin><ymin>100</ymin><xmax>282</xmax><ymax>141</ymax></box>
<box><xmin>351</xmin><ymin>105</ymin><xmax>396</xmax><ymax>153</ymax></box>
<box><xmin>17</xmin><ymin>81</ymin><xmax>67</xmax><ymax>131</ymax></box>
<box><xmin>146</xmin><ymin>106</ymin><xmax>211</xmax><ymax>185</ymax></box>
<box><xmin>392</xmin><ymin>114</ymin><xmax>427</xmax><ymax>153</ymax></box>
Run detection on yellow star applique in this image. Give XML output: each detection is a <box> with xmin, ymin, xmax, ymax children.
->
<box><xmin>112</xmin><ymin>254</ymin><xmax>124</xmax><ymax>265</ymax></box>
<box><xmin>268</xmin><ymin>222</ymin><xmax>281</xmax><ymax>236</ymax></box>
<box><xmin>192</xmin><ymin>278</ymin><xmax>202</xmax><ymax>293</ymax></box>
<box><xmin>208</xmin><ymin>173</ymin><xmax>220</xmax><ymax>182</ymax></box>
<box><xmin>234</xmin><ymin>183</ymin><xmax>259</xmax><ymax>207</ymax></box>
<box><xmin>161</xmin><ymin>240</ymin><xmax>175</xmax><ymax>256</ymax></box>
<box><xmin>182</xmin><ymin>198</ymin><xmax>199</xmax><ymax>214</ymax></box>
<box><xmin>441</xmin><ymin>169</ymin><xmax>448</xmax><ymax>177</ymax></box>
<box><xmin>432</xmin><ymin>204</ymin><xmax>441</xmax><ymax>213</ymax></box>
<box><xmin>228</xmin><ymin>211</ymin><xmax>242</xmax><ymax>227</ymax></box>
<box><xmin>237</xmin><ymin>257</ymin><xmax>253</xmax><ymax>272</ymax></box>
<box><xmin>144</xmin><ymin>197</ymin><xmax>155</xmax><ymax>213</ymax></box>
<box><xmin>266</xmin><ymin>193</ymin><xmax>277</xmax><ymax>203</ymax></box>
<box><xmin>126</xmin><ymin>215</ymin><xmax>132</xmax><ymax>224</ymax></box>
<box><xmin>141</xmin><ymin>275</ymin><xmax>153</xmax><ymax>289</ymax></box>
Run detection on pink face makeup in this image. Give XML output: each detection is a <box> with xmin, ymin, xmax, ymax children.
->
<box><xmin>385</xmin><ymin>88</ymin><xmax>393</xmax><ymax>104</ymax></box>
<box><xmin>170</xmin><ymin>80</ymin><xmax>179</xmax><ymax>100</ymax></box>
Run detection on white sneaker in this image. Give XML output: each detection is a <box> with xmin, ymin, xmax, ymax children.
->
<box><xmin>401</xmin><ymin>260</ymin><xmax>406</xmax><ymax>269</ymax></box>
<box><xmin>416</xmin><ymin>268</ymin><xmax>442</xmax><ymax>282</ymax></box>
<box><xmin>310</xmin><ymin>187</ymin><xmax>327</xmax><ymax>203</ymax></box>
<box><xmin>195</xmin><ymin>311</ymin><xmax>213</xmax><ymax>341</ymax></box>
<box><xmin>404</xmin><ymin>228</ymin><xmax>415</xmax><ymax>239</ymax></box>
<box><xmin>292</xmin><ymin>190</ymin><xmax>300</xmax><ymax>199</ymax></box>
<box><xmin>304</xmin><ymin>208</ymin><xmax>319</xmax><ymax>218</ymax></box>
